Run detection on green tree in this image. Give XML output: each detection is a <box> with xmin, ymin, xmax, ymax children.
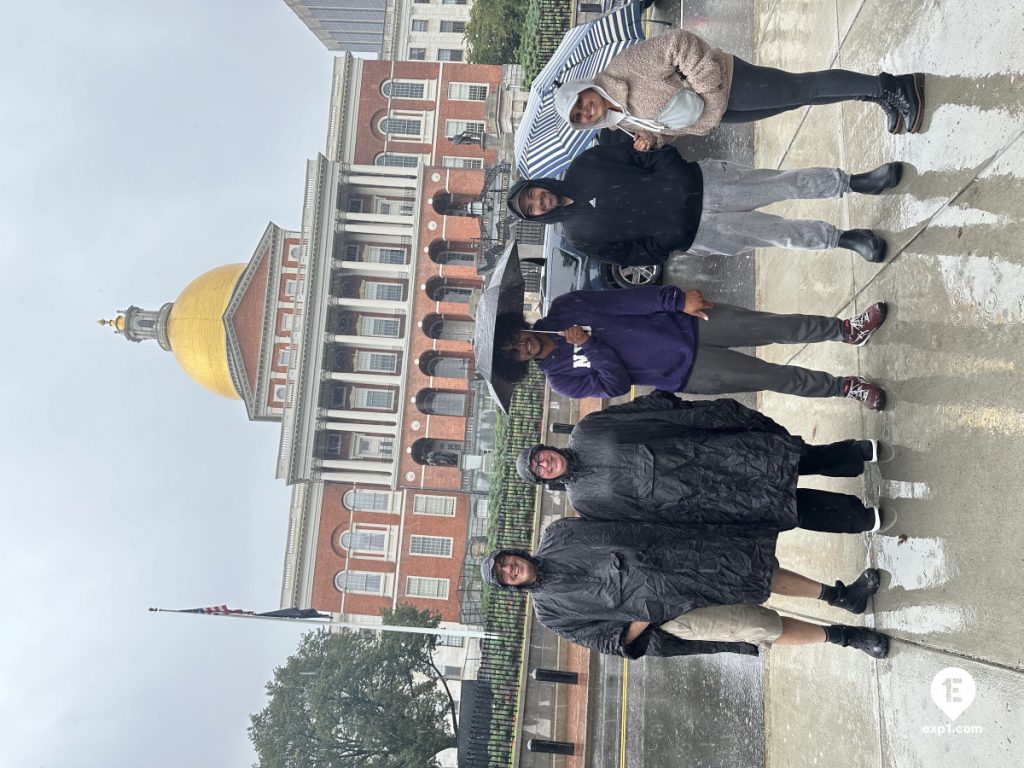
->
<box><xmin>465</xmin><ymin>0</ymin><xmax>526</xmax><ymax>64</ymax></box>
<box><xmin>248</xmin><ymin>606</ymin><xmax>457</xmax><ymax>768</ymax></box>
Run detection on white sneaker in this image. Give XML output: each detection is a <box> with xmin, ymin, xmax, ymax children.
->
<box><xmin>869</xmin><ymin>506</ymin><xmax>897</xmax><ymax>534</ymax></box>
<box><xmin>866</xmin><ymin>439</ymin><xmax>879</xmax><ymax>463</ymax></box>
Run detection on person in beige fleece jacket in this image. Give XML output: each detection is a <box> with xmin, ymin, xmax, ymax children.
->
<box><xmin>554</xmin><ymin>29</ymin><xmax>925</xmax><ymax>149</ymax></box>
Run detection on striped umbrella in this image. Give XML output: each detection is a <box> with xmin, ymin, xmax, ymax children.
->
<box><xmin>514</xmin><ymin>0</ymin><xmax>648</xmax><ymax>179</ymax></box>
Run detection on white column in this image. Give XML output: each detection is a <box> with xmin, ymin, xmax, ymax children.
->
<box><xmin>322</xmin><ymin>409</ymin><xmax>398</xmax><ymax>423</ymax></box>
<box><xmin>334</xmin><ymin>261</ymin><xmax>411</xmax><ymax>275</ymax></box>
<box><xmin>320</xmin><ymin>472</ymin><xmax>396</xmax><ymax>484</ymax></box>
<box><xmin>328</xmin><ymin>297</ymin><xmax>405</xmax><ymax>311</ymax></box>
<box><xmin>348</xmin><ymin>175</ymin><xmax>418</xmax><ymax>188</ymax></box>
<box><xmin>322</xmin><ymin>422</ymin><xmax>398</xmax><ymax>436</ymax></box>
<box><xmin>318</xmin><ymin>459</ymin><xmax>394</xmax><ymax>472</ymax></box>
<box><xmin>346</xmin><ymin>164</ymin><xmax>417</xmax><ymax>178</ymax></box>
<box><xmin>326</xmin><ymin>371</ymin><xmax>402</xmax><ymax>385</ymax></box>
<box><xmin>341</xmin><ymin>212</ymin><xmax>414</xmax><ymax>226</ymax></box>
<box><xmin>336</xmin><ymin>222</ymin><xmax>414</xmax><ymax>236</ymax></box>
<box><xmin>325</xmin><ymin>335</ymin><xmax>404</xmax><ymax>349</ymax></box>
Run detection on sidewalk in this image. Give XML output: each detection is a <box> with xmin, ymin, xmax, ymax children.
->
<box><xmin>752</xmin><ymin>1</ymin><xmax>1024</xmax><ymax>765</ymax></box>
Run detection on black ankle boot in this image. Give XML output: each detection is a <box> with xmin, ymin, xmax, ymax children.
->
<box><xmin>825</xmin><ymin>625</ymin><xmax>890</xmax><ymax>658</ymax></box>
<box><xmin>880</xmin><ymin>72</ymin><xmax>926</xmax><ymax>134</ymax></box>
<box><xmin>850</xmin><ymin>162</ymin><xmax>904</xmax><ymax>195</ymax></box>
<box><xmin>826</xmin><ymin>568</ymin><xmax>881</xmax><ymax>613</ymax></box>
<box><xmin>839</xmin><ymin>230</ymin><xmax>887</xmax><ymax>263</ymax></box>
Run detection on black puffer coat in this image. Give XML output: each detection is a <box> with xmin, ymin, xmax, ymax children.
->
<box><xmin>486</xmin><ymin>517</ymin><xmax>778</xmax><ymax>658</ymax></box>
<box><xmin>565</xmin><ymin>391</ymin><xmax>804</xmax><ymax>529</ymax></box>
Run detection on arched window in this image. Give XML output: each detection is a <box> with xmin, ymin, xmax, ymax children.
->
<box><xmin>416</xmin><ymin>389</ymin><xmax>467</xmax><ymax>416</ymax></box>
<box><xmin>410</xmin><ymin>438</ymin><xmax>463</xmax><ymax>467</ymax></box>
<box><xmin>381</xmin><ymin>80</ymin><xmax>426</xmax><ymax>99</ymax></box>
<box><xmin>419</xmin><ymin>352</ymin><xmax>470</xmax><ymax>378</ymax></box>
<box><xmin>340</xmin><ymin>530</ymin><xmax>386</xmax><ymax>552</ymax></box>
<box><xmin>424</xmin><ymin>277</ymin><xmax>474</xmax><ymax>304</ymax></box>
<box><xmin>343</xmin><ymin>489</ymin><xmax>391</xmax><ymax>513</ymax></box>
<box><xmin>375</xmin><ymin>152</ymin><xmax>420</xmax><ymax>168</ymax></box>
<box><xmin>422</xmin><ymin>314</ymin><xmax>474</xmax><ymax>341</ymax></box>
<box><xmin>427</xmin><ymin>240</ymin><xmax>476</xmax><ymax>266</ymax></box>
<box><xmin>379</xmin><ymin>116</ymin><xmax>422</xmax><ymax>138</ymax></box>
<box><xmin>334</xmin><ymin>571</ymin><xmax>384</xmax><ymax>594</ymax></box>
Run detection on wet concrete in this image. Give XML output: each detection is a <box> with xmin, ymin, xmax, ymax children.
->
<box><xmin>590</xmin><ymin>0</ymin><xmax>1024</xmax><ymax>766</ymax></box>
<box><xmin>752</xmin><ymin>0</ymin><xmax>1024</xmax><ymax>765</ymax></box>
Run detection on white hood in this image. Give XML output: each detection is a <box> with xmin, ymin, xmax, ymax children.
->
<box><xmin>554</xmin><ymin>78</ymin><xmax>668</xmax><ymax>134</ymax></box>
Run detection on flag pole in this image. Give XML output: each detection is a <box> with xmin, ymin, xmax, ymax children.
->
<box><xmin>148</xmin><ymin>608</ymin><xmax>493</xmax><ymax>639</ymax></box>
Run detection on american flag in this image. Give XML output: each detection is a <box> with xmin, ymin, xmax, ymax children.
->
<box><xmin>180</xmin><ymin>605</ymin><xmax>256</xmax><ymax>616</ymax></box>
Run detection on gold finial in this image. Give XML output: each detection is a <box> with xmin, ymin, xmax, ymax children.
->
<box><xmin>98</xmin><ymin>316</ymin><xmax>126</xmax><ymax>332</ymax></box>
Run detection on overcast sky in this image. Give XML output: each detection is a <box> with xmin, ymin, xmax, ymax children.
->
<box><xmin>0</xmin><ymin>2</ymin><xmax>338</xmax><ymax>765</ymax></box>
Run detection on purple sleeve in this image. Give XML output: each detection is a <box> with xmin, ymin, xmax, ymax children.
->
<box><xmin>560</xmin><ymin>285</ymin><xmax>684</xmax><ymax>316</ymax></box>
<box><xmin>544</xmin><ymin>337</ymin><xmax>633</xmax><ymax>399</ymax></box>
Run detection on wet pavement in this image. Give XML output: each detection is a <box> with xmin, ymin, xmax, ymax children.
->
<box><xmin>592</xmin><ymin>0</ymin><xmax>1024</xmax><ymax>766</ymax></box>
<box><xmin>750</xmin><ymin>0</ymin><xmax>1024</xmax><ymax>765</ymax></box>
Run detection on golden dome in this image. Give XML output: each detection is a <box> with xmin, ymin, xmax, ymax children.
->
<box><xmin>166</xmin><ymin>263</ymin><xmax>246</xmax><ymax>400</ymax></box>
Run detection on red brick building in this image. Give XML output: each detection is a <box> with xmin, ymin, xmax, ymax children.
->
<box><xmin>104</xmin><ymin>55</ymin><xmax>510</xmax><ymax>634</ymax></box>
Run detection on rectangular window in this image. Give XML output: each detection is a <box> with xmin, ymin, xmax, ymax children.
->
<box><xmin>335</xmin><ymin>571</ymin><xmax>384</xmax><ymax>594</ymax></box>
<box><xmin>352</xmin><ymin>388</ymin><xmax>395</xmax><ymax>410</ymax></box>
<box><xmin>364</xmin><ymin>282</ymin><xmax>404</xmax><ymax>301</ymax></box>
<box><xmin>437</xmin><ymin>634</ymin><xmax>465</xmax><ymax>647</ymax></box>
<box><xmin>410</xmin><ymin>535</ymin><xmax>453</xmax><ymax>558</ymax></box>
<box><xmin>354</xmin><ymin>351</ymin><xmax>398</xmax><ymax>373</ymax></box>
<box><xmin>441</xmin><ymin>156</ymin><xmax>483</xmax><ymax>169</ymax></box>
<box><xmin>360</xmin><ymin>317</ymin><xmax>401</xmax><ymax>337</ymax></box>
<box><xmin>365</xmin><ymin>246</ymin><xmax>406</xmax><ymax>264</ymax></box>
<box><xmin>440</xmin><ymin>20</ymin><xmax>466</xmax><ymax>33</ymax></box>
<box><xmin>353</xmin><ymin>435</ymin><xmax>395</xmax><ymax>460</ymax></box>
<box><xmin>284</xmin><ymin>279</ymin><xmax>298</xmax><ymax>296</ymax></box>
<box><xmin>406</xmin><ymin>576</ymin><xmax>450</xmax><ymax>600</ymax></box>
<box><xmin>344</xmin><ymin>243</ymin><xmax>360</xmax><ymax>260</ymax></box>
<box><xmin>437</xmin><ymin>49</ymin><xmax>464</xmax><ymax>62</ymax></box>
<box><xmin>442</xmin><ymin>0</ymin><xmax>468</xmax><ymax>4</ymax></box>
<box><xmin>413</xmin><ymin>494</ymin><xmax>457</xmax><ymax>516</ymax></box>
<box><xmin>445</xmin><ymin>120</ymin><xmax>484</xmax><ymax>138</ymax></box>
<box><xmin>411</xmin><ymin>19</ymin><xmax>428</xmax><ymax>32</ymax></box>
<box><xmin>375</xmin><ymin>198</ymin><xmax>415</xmax><ymax>217</ymax></box>
<box><xmin>277</xmin><ymin>348</ymin><xmax>291</xmax><ymax>367</ymax></box>
<box><xmin>281</xmin><ymin>313</ymin><xmax>294</xmax><ymax>332</ymax></box>
<box><xmin>448</xmin><ymin>82</ymin><xmax>487</xmax><ymax>101</ymax></box>
<box><xmin>385</xmin><ymin>80</ymin><xmax>427</xmax><ymax>99</ymax></box>
<box><xmin>408</xmin><ymin>47</ymin><xmax>426</xmax><ymax>60</ymax></box>
<box><xmin>347</xmin><ymin>198</ymin><xmax>363</xmax><ymax>212</ymax></box>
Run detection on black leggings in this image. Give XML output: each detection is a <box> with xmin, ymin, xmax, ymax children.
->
<box><xmin>721</xmin><ymin>56</ymin><xmax>884</xmax><ymax>123</ymax></box>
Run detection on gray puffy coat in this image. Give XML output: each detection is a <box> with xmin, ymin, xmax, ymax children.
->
<box><xmin>565</xmin><ymin>391</ymin><xmax>804</xmax><ymax>529</ymax></box>
<box><xmin>517</xmin><ymin>517</ymin><xmax>777</xmax><ymax>658</ymax></box>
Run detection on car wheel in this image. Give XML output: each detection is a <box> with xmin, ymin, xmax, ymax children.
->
<box><xmin>605</xmin><ymin>263</ymin><xmax>663</xmax><ymax>288</ymax></box>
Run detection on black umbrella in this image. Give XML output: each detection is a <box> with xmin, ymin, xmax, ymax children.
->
<box><xmin>473</xmin><ymin>240</ymin><xmax>526</xmax><ymax>413</ymax></box>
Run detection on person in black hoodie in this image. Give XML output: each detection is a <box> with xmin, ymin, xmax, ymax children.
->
<box><xmin>507</xmin><ymin>142</ymin><xmax>903</xmax><ymax>267</ymax></box>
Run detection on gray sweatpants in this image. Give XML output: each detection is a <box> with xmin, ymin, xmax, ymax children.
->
<box><xmin>689</xmin><ymin>160</ymin><xmax>850</xmax><ymax>257</ymax></box>
<box><xmin>683</xmin><ymin>304</ymin><xmax>846</xmax><ymax>398</ymax></box>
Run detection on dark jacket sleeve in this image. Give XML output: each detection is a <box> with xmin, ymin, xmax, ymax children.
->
<box><xmin>593</xmin><ymin>389</ymin><xmax>682</xmax><ymax>415</ymax></box>
<box><xmin>667</xmin><ymin>397</ymin><xmax>794</xmax><ymax>436</ymax></box>
<box><xmin>544</xmin><ymin>337</ymin><xmax>633</xmax><ymax>399</ymax></box>
<box><xmin>554</xmin><ymin>286</ymin><xmax>683</xmax><ymax>316</ymax></box>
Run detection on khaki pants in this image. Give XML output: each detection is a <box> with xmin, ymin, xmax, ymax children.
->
<box><xmin>661</xmin><ymin>604</ymin><xmax>784</xmax><ymax>645</ymax></box>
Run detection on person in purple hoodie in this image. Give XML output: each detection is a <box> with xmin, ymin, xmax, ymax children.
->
<box><xmin>494</xmin><ymin>285</ymin><xmax>887</xmax><ymax>409</ymax></box>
